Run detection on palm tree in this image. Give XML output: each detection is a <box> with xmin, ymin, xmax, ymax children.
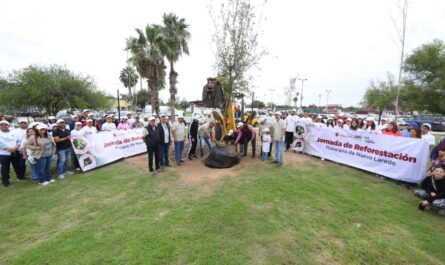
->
<box><xmin>119</xmin><ymin>66</ymin><xmax>138</xmax><ymax>104</ymax></box>
<box><xmin>126</xmin><ymin>24</ymin><xmax>166</xmax><ymax>115</ymax></box>
<box><xmin>162</xmin><ymin>13</ymin><xmax>191</xmax><ymax>120</ymax></box>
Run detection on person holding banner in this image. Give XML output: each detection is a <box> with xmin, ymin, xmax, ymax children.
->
<box><xmin>420</xmin><ymin>123</ymin><xmax>436</xmax><ymax>147</ymax></box>
<box><xmin>414</xmin><ymin>165</ymin><xmax>445</xmax><ymax>213</ymax></box>
<box><xmin>142</xmin><ymin>117</ymin><xmax>161</xmax><ymax>175</ymax></box>
<box><xmin>272</xmin><ymin>112</ymin><xmax>286</xmax><ymax>165</ymax></box>
<box><xmin>101</xmin><ymin>116</ymin><xmax>117</xmax><ymax>131</ymax></box>
<box><xmin>382</xmin><ymin>121</ymin><xmax>402</xmax><ymax>137</ymax></box>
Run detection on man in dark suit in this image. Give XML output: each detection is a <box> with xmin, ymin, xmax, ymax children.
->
<box><xmin>157</xmin><ymin>114</ymin><xmax>171</xmax><ymax>169</ymax></box>
<box><xmin>142</xmin><ymin>117</ymin><xmax>161</xmax><ymax>175</ymax></box>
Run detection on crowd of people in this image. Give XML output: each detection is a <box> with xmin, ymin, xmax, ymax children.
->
<box><xmin>1</xmin><ymin>109</ymin><xmax>444</xmax><ymax>215</ymax></box>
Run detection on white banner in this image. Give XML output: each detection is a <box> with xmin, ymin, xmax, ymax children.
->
<box><xmin>71</xmin><ymin>128</ymin><xmax>146</xmax><ymax>171</ymax></box>
<box><xmin>304</xmin><ymin>126</ymin><xmax>429</xmax><ymax>183</ymax></box>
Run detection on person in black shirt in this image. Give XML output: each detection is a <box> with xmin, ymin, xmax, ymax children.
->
<box><xmin>142</xmin><ymin>117</ymin><xmax>161</xmax><ymax>175</ymax></box>
<box><xmin>187</xmin><ymin>118</ymin><xmax>199</xmax><ymax>160</ymax></box>
<box><xmin>414</xmin><ymin>165</ymin><xmax>445</xmax><ymax>212</ymax></box>
<box><xmin>52</xmin><ymin>119</ymin><xmax>73</xmax><ymax>179</ymax></box>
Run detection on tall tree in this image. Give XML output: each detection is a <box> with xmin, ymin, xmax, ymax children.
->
<box><xmin>162</xmin><ymin>13</ymin><xmax>191</xmax><ymax>121</ymax></box>
<box><xmin>119</xmin><ymin>66</ymin><xmax>138</xmax><ymax>103</ymax></box>
<box><xmin>126</xmin><ymin>24</ymin><xmax>166</xmax><ymax>115</ymax></box>
<box><xmin>402</xmin><ymin>39</ymin><xmax>445</xmax><ymax>114</ymax></box>
<box><xmin>0</xmin><ymin>65</ymin><xmax>110</xmax><ymax>115</ymax></box>
<box><xmin>210</xmin><ymin>0</ymin><xmax>266</xmax><ymax>96</ymax></box>
<box><xmin>362</xmin><ymin>74</ymin><xmax>397</xmax><ymax>112</ymax></box>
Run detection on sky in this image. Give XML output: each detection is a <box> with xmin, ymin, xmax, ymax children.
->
<box><xmin>1</xmin><ymin>0</ymin><xmax>444</xmax><ymax>107</ymax></box>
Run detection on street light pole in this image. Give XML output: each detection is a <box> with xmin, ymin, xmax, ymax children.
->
<box><xmin>269</xmin><ymin>89</ymin><xmax>275</xmax><ymax>110</ymax></box>
<box><xmin>325</xmin><ymin>90</ymin><xmax>332</xmax><ymax>114</ymax></box>
<box><xmin>298</xmin><ymin>78</ymin><xmax>308</xmax><ymax>110</ymax></box>
<box><xmin>117</xmin><ymin>89</ymin><xmax>121</xmax><ymax>122</ymax></box>
<box><xmin>318</xmin><ymin>94</ymin><xmax>322</xmax><ymax>113</ymax></box>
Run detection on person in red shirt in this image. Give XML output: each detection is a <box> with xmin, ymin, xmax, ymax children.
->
<box><xmin>382</xmin><ymin>121</ymin><xmax>402</xmax><ymax>136</ymax></box>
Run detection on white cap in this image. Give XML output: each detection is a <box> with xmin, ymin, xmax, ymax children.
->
<box><xmin>28</xmin><ymin>122</ymin><xmax>37</xmax><ymax>128</ymax></box>
<box><xmin>292</xmin><ymin>109</ymin><xmax>297</xmax><ymax>112</ymax></box>
<box><xmin>88</xmin><ymin>113</ymin><xmax>94</xmax><ymax>117</ymax></box>
<box><xmin>263</xmin><ymin>127</ymin><xmax>270</xmax><ymax>132</ymax></box>
<box><xmin>422</xmin><ymin>123</ymin><xmax>432</xmax><ymax>130</ymax></box>
<box><xmin>75</xmin><ymin>122</ymin><xmax>82</xmax><ymax>126</ymax></box>
<box><xmin>337</xmin><ymin>119</ymin><xmax>344</xmax><ymax>123</ymax></box>
<box><xmin>83</xmin><ymin>109</ymin><xmax>90</xmax><ymax>113</ymax></box>
<box><xmin>57</xmin><ymin>119</ymin><xmax>65</xmax><ymax>124</ymax></box>
<box><xmin>347</xmin><ymin>118</ymin><xmax>352</xmax><ymax>121</ymax></box>
<box><xmin>237</xmin><ymin>122</ymin><xmax>244</xmax><ymax>127</ymax></box>
<box><xmin>72</xmin><ymin>114</ymin><xmax>79</xmax><ymax>118</ymax></box>
<box><xmin>381</xmin><ymin>117</ymin><xmax>388</xmax><ymax>121</ymax></box>
<box><xmin>48</xmin><ymin>116</ymin><xmax>56</xmax><ymax>120</ymax></box>
<box><xmin>152</xmin><ymin>112</ymin><xmax>158</xmax><ymax>116</ymax></box>
<box><xmin>149</xmin><ymin>117</ymin><xmax>156</xmax><ymax>121</ymax></box>
<box><xmin>327</xmin><ymin>117</ymin><xmax>333</xmax><ymax>120</ymax></box>
<box><xmin>0</xmin><ymin>120</ymin><xmax>10</xmax><ymax>125</ymax></box>
<box><xmin>228</xmin><ymin>130</ymin><xmax>234</xmax><ymax>136</ymax></box>
<box><xmin>366</xmin><ymin>117</ymin><xmax>374</xmax><ymax>121</ymax></box>
<box><xmin>36</xmin><ymin>124</ymin><xmax>47</xmax><ymax>130</ymax></box>
<box><xmin>18</xmin><ymin>118</ymin><xmax>28</xmax><ymax>123</ymax></box>
<box><xmin>144</xmin><ymin>115</ymin><xmax>148</xmax><ymax>118</ymax></box>
<box><xmin>259</xmin><ymin>117</ymin><xmax>266</xmax><ymax>123</ymax></box>
<box><xmin>86</xmin><ymin>119</ymin><xmax>93</xmax><ymax>122</ymax></box>
<box><xmin>177</xmin><ymin>115</ymin><xmax>184</xmax><ymax>119</ymax></box>
<box><xmin>268</xmin><ymin>111</ymin><xmax>273</xmax><ymax>114</ymax></box>
<box><xmin>382</xmin><ymin>124</ymin><xmax>388</xmax><ymax>130</ymax></box>
<box><xmin>275</xmin><ymin>111</ymin><xmax>281</xmax><ymax>115</ymax></box>
<box><xmin>160</xmin><ymin>114</ymin><xmax>167</xmax><ymax>117</ymax></box>
<box><xmin>317</xmin><ymin>115</ymin><xmax>322</xmax><ymax>119</ymax></box>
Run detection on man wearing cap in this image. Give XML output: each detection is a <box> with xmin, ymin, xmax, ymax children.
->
<box><xmin>401</xmin><ymin>122</ymin><xmax>419</xmax><ymax>137</ymax></box>
<box><xmin>142</xmin><ymin>116</ymin><xmax>149</xmax><ymax>127</ymax></box>
<box><xmin>313</xmin><ymin>115</ymin><xmax>326</xmax><ymax>128</ymax></box>
<box><xmin>142</xmin><ymin>117</ymin><xmax>161</xmax><ymax>175</ymax></box>
<box><xmin>69</xmin><ymin>115</ymin><xmax>80</xmax><ymax>131</ymax></box>
<box><xmin>258</xmin><ymin>117</ymin><xmax>273</xmax><ymax>158</ymax></box>
<box><xmin>198</xmin><ymin>121</ymin><xmax>215</xmax><ymax>157</ymax></box>
<box><xmin>171</xmin><ymin>115</ymin><xmax>187</xmax><ymax>165</ymax></box>
<box><xmin>157</xmin><ymin>114</ymin><xmax>171</xmax><ymax>168</ymax></box>
<box><xmin>204</xmin><ymin>113</ymin><xmax>214</xmax><ymax>124</ymax></box>
<box><xmin>32</xmin><ymin>113</ymin><xmax>43</xmax><ymax>123</ymax></box>
<box><xmin>285</xmin><ymin>109</ymin><xmax>299</xmax><ymax>152</ymax></box>
<box><xmin>267</xmin><ymin>111</ymin><xmax>275</xmax><ymax>123</ymax></box>
<box><xmin>52</xmin><ymin>119</ymin><xmax>73</xmax><ymax>179</ymax></box>
<box><xmin>0</xmin><ymin>120</ymin><xmax>23</xmax><ymax>187</ymax></box>
<box><xmin>344</xmin><ymin>118</ymin><xmax>352</xmax><ymax>130</ymax></box>
<box><xmin>421</xmin><ymin>123</ymin><xmax>436</xmax><ymax>146</ymax></box>
<box><xmin>15</xmin><ymin>119</ymin><xmax>29</xmax><ymax>179</ymax></box>
<box><xmin>81</xmin><ymin>119</ymin><xmax>98</xmax><ymax>136</ymax></box>
<box><xmin>101</xmin><ymin>116</ymin><xmax>117</xmax><ymax>131</ymax></box>
<box><xmin>235</xmin><ymin>121</ymin><xmax>257</xmax><ymax>158</ymax></box>
<box><xmin>127</xmin><ymin>113</ymin><xmax>135</xmax><ymax>127</ymax></box>
<box><xmin>47</xmin><ymin>116</ymin><xmax>58</xmax><ymax>132</ymax></box>
<box><xmin>132</xmin><ymin>115</ymin><xmax>144</xmax><ymax>128</ymax></box>
<box><xmin>80</xmin><ymin>109</ymin><xmax>90</xmax><ymax>124</ymax></box>
<box><xmin>300</xmin><ymin>111</ymin><xmax>312</xmax><ymax>125</ymax></box>
<box><xmin>187</xmin><ymin>118</ymin><xmax>199</xmax><ymax>160</ymax></box>
<box><xmin>272</xmin><ymin>112</ymin><xmax>286</xmax><ymax>165</ymax></box>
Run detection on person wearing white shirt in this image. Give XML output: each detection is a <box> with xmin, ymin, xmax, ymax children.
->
<box><xmin>81</xmin><ymin>119</ymin><xmax>97</xmax><ymax>137</ymax></box>
<box><xmin>101</xmin><ymin>116</ymin><xmax>117</xmax><ymax>131</ymax></box>
<box><xmin>171</xmin><ymin>116</ymin><xmax>187</xmax><ymax>165</ymax></box>
<box><xmin>142</xmin><ymin>116</ymin><xmax>149</xmax><ymax>127</ymax></box>
<box><xmin>285</xmin><ymin>110</ymin><xmax>298</xmax><ymax>151</ymax></box>
<box><xmin>15</xmin><ymin>119</ymin><xmax>29</xmax><ymax>179</ymax></box>
<box><xmin>313</xmin><ymin>115</ymin><xmax>326</xmax><ymax>128</ymax></box>
<box><xmin>126</xmin><ymin>113</ymin><xmax>135</xmax><ymax>127</ymax></box>
<box><xmin>343</xmin><ymin>118</ymin><xmax>352</xmax><ymax>130</ymax></box>
<box><xmin>267</xmin><ymin>111</ymin><xmax>275</xmax><ymax>123</ymax></box>
<box><xmin>421</xmin><ymin>123</ymin><xmax>436</xmax><ymax>146</ymax></box>
<box><xmin>300</xmin><ymin>111</ymin><xmax>313</xmax><ymax>125</ymax></box>
<box><xmin>0</xmin><ymin>120</ymin><xmax>23</xmax><ymax>186</ymax></box>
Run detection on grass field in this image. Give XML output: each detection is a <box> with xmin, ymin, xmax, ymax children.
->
<box><xmin>1</xmin><ymin>154</ymin><xmax>445</xmax><ymax>265</ymax></box>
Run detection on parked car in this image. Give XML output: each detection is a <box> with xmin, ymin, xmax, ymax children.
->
<box><xmin>405</xmin><ymin>115</ymin><xmax>445</xmax><ymax>132</ymax></box>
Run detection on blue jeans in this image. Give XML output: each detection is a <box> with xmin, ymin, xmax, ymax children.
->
<box><xmin>29</xmin><ymin>160</ymin><xmax>38</xmax><ymax>181</ymax></box>
<box><xmin>199</xmin><ymin>136</ymin><xmax>213</xmax><ymax>156</ymax></box>
<box><xmin>174</xmin><ymin>141</ymin><xmax>185</xmax><ymax>163</ymax></box>
<box><xmin>57</xmin><ymin>148</ymin><xmax>71</xmax><ymax>176</ymax></box>
<box><xmin>159</xmin><ymin>143</ymin><xmax>170</xmax><ymax>167</ymax></box>
<box><xmin>37</xmin><ymin>156</ymin><xmax>53</xmax><ymax>183</ymax></box>
<box><xmin>261</xmin><ymin>151</ymin><xmax>269</xmax><ymax>161</ymax></box>
<box><xmin>274</xmin><ymin>140</ymin><xmax>284</xmax><ymax>164</ymax></box>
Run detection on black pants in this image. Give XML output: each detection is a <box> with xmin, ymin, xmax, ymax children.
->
<box><xmin>147</xmin><ymin>145</ymin><xmax>160</xmax><ymax>172</ymax></box>
<box><xmin>188</xmin><ymin>136</ymin><xmax>198</xmax><ymax>157</ymax></box>
<box><xmin>285</xmin><ymin>131</ymin><xmax>294</xmax><ymax>151</ymax></box>
<box><xmin>17</xmin><ymin>152</ymin><xmax>26</xmax><ymax>179</ymax></box>
<box><xmin>0</xmin><ymin>154</ymin><xmax>21</xmax><ymax>185</ymax></box>
<box><xmin>243</xmin><ymin>137</ymin><xmax>256</xmax><ymax>157</ymax></box>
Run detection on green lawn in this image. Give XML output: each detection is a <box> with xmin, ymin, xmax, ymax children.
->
<box><xmin>1</xmin><ymin>156</ymin><xmax>445</xmax><ymax>265</ymax></box>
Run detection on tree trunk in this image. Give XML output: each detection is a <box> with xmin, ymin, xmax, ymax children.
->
<box><xmin>169</xmin><ymin>61</ymin><xmax>178</xmax><ymax>122</ymax></box>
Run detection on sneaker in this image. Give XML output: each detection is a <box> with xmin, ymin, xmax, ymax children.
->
<box><xmin>188</xmin><ymin>156</ymin><xmax>193</xmax><ymax>160</ymax></box>
<box><xmin>180</xmin><ymin>160</ymin><xmax>185</xmax><ymax>163</ymax></box>
<box><xmin>176</xmin><ymin>162</ymin><xmax>181</xmax><ymax>166</ymax></box>
<box><xmin>49</xmin><ymin>179</ymin><xmax>56</xmax><ymax>183</ymax></box>
<box><xmin>65</xmin><ymin>171</ymin><xmax>74</xmax><ymax>176</ymax></box>
<box><xmin>156</xmin><ymin>168</ymin><xmax>163</xmax><ymax>172</ymax></box>
<box><xmin>76</xmin><ymin>168</ymin><xmax>81</xmax><ymax>171</ymax></box>
<box><xmin>58</xmin><ymin>175</ymin><xmax>65</xmax><ymax>180</ymax></box>
<box><xmin>40</xmin><ymin>181</ymin><xmax>50</xmax><ymax>186</ymax></box>
<box><xmin>149</xmin><ymin>171</ymin><xmax>156</xmax><ymax>175</ymax></box>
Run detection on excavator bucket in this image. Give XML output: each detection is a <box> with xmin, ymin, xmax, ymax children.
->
<box><xmin>202</xmin><ymin>78</ymin><xmax>225</xmax><ymax>108</ymax></box>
